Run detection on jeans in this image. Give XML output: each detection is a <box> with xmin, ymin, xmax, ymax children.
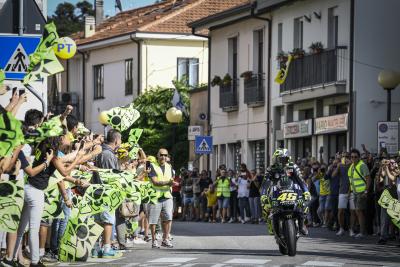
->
<box><xmin>13</xmin><ymin>184</ymin><xmax>44</xmax><ymax>264</ymax></box>
<box><xmin>249</xmin><ymin>197</ymin><xmax>261</xmax><ymax>220</ymax></box>
<box><xmin>50</xmin><ymin>188</ymin><xmax>72</xmax><ymax>252</ymax></box>
<box><xmin>229</xmin><ymin>191</ymin><xmax>238</xmax><ymax>219</ymax></box>
<box><xmin>238</xmin><ymin>197</ymin><xmax>250</xmax><ymax>219</ymax></box>
<box><xmin>380</xmin><ymin>207</ymin><xmax>390</xmax><ymax>241</ymax></box>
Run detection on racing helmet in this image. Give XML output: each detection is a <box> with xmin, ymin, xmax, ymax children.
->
<box><xmin>272</xmin><ymin>148</ymin><xmax>291</xmax><ymax>166</ymax></box>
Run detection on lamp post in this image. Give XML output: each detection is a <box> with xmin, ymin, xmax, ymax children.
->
<box><xmin>166</xmin><ymin>107</ymin><xmax>183</xmax><ymax>152</ymax></box>
<box><xmin>378</xmin><ymin>70</ymin><xmax>400</xmax><ymax>121</ymax></box>
<box><xmin>98</xmin><ymin>111</ymin><xmax>109</xmax><ymax>137</ymax></box>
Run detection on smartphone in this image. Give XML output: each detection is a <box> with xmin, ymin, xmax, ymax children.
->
<box><xmin>12</xmin><ymin>87</ymin><xmax>17</xmax><ymax>95</ymax></box>
<box><xmin>18</xmin><ymin>89</ymin><xmax>25</xmax><ymax>96</ymax></box>
<box><xmin>146</xmin><ymin>161</ymin><xmax>151</xmax><ymax>170</ymax></box>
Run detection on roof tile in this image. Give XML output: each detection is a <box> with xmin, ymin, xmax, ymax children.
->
<box><xmin>74</xmin><ymin>0</ymin><xmax>248</xmax><ymax>45</ymax></box>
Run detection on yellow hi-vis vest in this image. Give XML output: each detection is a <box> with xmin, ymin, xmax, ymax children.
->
<box><xmin>151</xmin><ymin>162</ymin><xmax>173</xmax><ymax>199</ymax></box>
<box><xmin>348</xmin><ymin>161</ymin><xmax>367</xmax><ymax>193</ymax></box>
<box><xmin>216</xmin><ymin>177</ymin><xmax>230</xmax><ymax>198</ymax></box>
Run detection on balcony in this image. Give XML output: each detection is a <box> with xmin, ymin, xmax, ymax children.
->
<box><xmin>219</xmin><ymin>79</ymin><xmax>238</xmax><ymax>112</ymax></box>
<box><xmin>280</xmin><ymin>47</ymin><xmax>347</xmax><ymax>103</ymax></box>
<box><xmin>244</xmin><ymin>73</ymin><xmax>264</xmax><ymax>107</ymax></box>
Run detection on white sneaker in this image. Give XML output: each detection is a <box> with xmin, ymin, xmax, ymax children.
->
<box><xmin>240</xmin><ymin>219</ymin><xmax>245</xmax><ymax>224</ymax></box>
<box><xmin>349</xmin><ymin>229</ymin><xmax>356</xmax><ymax>237</ymax></box>
<box><xmin>228</xmin><ymin>218</ymin><xmax>234</xmax><ymax>223</ymax></box>
<box><xmin>133</xmin><ymin>238</ymin><xmax>147</xmax><ymax>245</ymax></box>
<box><xmin>336</xmin><ymin>228</ymin><xmax>345</xmax><ymax>236</ymax></box>
<box><xmin>156</xmin><ymin>233</ymin><xmax>162</xmax><ymax>240</ymax></box>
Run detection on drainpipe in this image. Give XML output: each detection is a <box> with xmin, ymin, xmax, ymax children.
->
<box><xmin>130</xmin><ymin>34</ymin><xmax>142</xmax><ymax>97</ymax></box>
<box><xmin>191</xmin><ymin>28</ymin><xmax>211</xmax><ymax>171</ymax></box>
<box><xmin>78</xmin><ymin>50</ymin><xmax>86</xmax><ymax>123</ymax></box>
<box><xmin>18</xmin><ymin>0</ymin><xmax>23</xmax><ymax>35</ymax></box>
<box><xmin>250</xmin><ymin>5</ymin><xmax>272</xmax><ymax>165</ymax></box>
<box><xmin>349</xmin><ymin>0</ymin><xmax>355</xmax><ymax>148</ymax></box>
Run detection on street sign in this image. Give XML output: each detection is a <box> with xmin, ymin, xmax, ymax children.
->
<box><xmin>188</xmin><ymin>125</ymin><xmax>202</xmax><ymax>141</ymax></box>
<box><xmin>377</xmin><ymin>121</ymin><xmax>399</xmax><ymax>154</ymax></box>
<box><xmin>195</xmin><ymin>135</ymin><xmax>213</xmax><ymax>154</ymax></box>
<box><xmin>0</xmin><ymin>36</ymin><xmax>41</xmax><ymax>80</ymax></box>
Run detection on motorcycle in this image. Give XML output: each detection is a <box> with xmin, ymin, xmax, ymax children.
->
<box><xmin>268</xmin><ymin>169</ymin><xmax>304</xmax><ymax>256</ymax></box>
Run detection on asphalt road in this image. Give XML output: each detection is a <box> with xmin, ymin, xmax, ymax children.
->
<box><xmin>59</xmin><ymin>221</ymin><xmax>400</xmax><ymax>267</ymax></box>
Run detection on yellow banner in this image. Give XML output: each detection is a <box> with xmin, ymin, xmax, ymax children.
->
<box><xmin>274</xmin><ymin>55</ymin><xmax>293</xmax><ymax>85</ymax></box>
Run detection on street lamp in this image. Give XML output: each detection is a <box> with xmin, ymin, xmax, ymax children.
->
<box><xmin>166</xmin><ymin>107</ymin><xmax>183</xmax><ymax>153</ymax></box>
<box><xmin>98</xmin><ymin>111</ymin><xmax>109</xmax><ymax>137</ymax></box>
<box><xmin>378</xmin><ymin>70</ymin><xmax>400</xmax><ymax>121</ymax></box>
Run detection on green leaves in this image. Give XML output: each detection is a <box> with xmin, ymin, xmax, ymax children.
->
<box><xmin>133</xmin><ymin>80</ymin><xmax>190</xmax><ymax>169</ymax></box>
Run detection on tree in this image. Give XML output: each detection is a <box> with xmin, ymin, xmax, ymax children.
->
<box><xmin>48</xmin><ymin>1</ymin><xmax>94</xmax><ymax>37</ymax></box>
<box><xmin>133</xmin><ymin>79</ymin><xmax>190</xmax><ymax>171</ymax></box>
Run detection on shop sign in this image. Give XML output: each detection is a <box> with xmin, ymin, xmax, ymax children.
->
<box><xmin>315</xmin><ymin>114</ymin><xmax>348</xmax><ymax>134</ymax></box>
<box><xmin>188</xmin><ymin>126</ymin><xmax>202</xmax><ymax>141</ymax></box>
<box><xmin>377</xmin><ymin>121</ymin><xmax>398</xmax><ymax>155</ymax></box>
<box><xmin>283</xmin><ymin>119</ymin><xmax>313</xmax><ymax>138</ymax></box>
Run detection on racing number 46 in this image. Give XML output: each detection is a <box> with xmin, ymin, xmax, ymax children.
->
<box><xmin>277</xmin><ymin>192</ymin><xmax>297</xmax><ymax>201</ymax></box>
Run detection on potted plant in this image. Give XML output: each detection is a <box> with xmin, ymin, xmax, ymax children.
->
<box><xmin>240</xmin><ymin>70</ymin><xmax>253</xmax><ymax>80</ymax></box>
<box><xmin>276</xmin><ymin>51</ymin><xmax>288</xmax><ymax>62</ymax></box>
<box><xmin>211</xmin><ymin>75</ymin><xmax>222</xmax><ymax>87</ymax></box>
<box><xmin>309</xmin><ymin>42</ymin><xmax>324</xmax><ymax>54</ymax></box>
<box><xmin>222</xmin><ymin>73</ymin><xmax>232</xmax><ymax>86</ymax></box>
<box><xmin>291</xmin><ymin>48</ymin><xmax>305</xmax><ymax>59</ymax></box>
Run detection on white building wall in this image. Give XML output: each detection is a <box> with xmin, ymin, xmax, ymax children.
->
<box><xmin>81</xmin><ymin>42</ymin><xmax>139</xmax><ymax>133</ymax></box>
<box><xmin>209</xmin><ymin>18</ymin><xmax>269</xmax><ymax>171</ymax></box>
<box><xmin>352</xmin><ymin>0</ymin><xmax>400</xmax><ymax>154</ymax></box>
<box><xmin>142</xmin><ymin>39</ymin><xmax>208</xmax><ymax>90</ymax></box>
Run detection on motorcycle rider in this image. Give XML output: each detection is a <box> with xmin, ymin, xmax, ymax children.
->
<box><xmin>261</xmin><ymin>148</ymin><xmax>311</xmax><ymax>235</ymax></box>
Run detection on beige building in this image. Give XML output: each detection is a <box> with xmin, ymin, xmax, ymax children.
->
<box><xmin>59</xmin><ymin>0</ymin><xmax>245</xmax><ymax>133</ymax></box>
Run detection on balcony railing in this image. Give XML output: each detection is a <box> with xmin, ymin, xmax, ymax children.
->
<box><xmin>280</xmin><ymin>46</ymin><xmax>347</xmax><ymax>94</ymax></box>
<box><xmin>244</xmin><ymin>73</ymin><xmax>264</xmax><ymax>106</ymax></box>
<box><xmin>219</xmin><ymin>79</ymin><xmax>238</xmax><ymax>111</ymax></box>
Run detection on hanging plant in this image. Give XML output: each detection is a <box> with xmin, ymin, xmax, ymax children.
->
<box><xmin>309</xmin><ymin>42</ymin><xmax>324</xmax><ymax>54</ymax></box>
<box><xmin>211</xmin><ymin>75</ymin><xmax>222</xmax><ymax>87</ymax></box>
<box><xmin>291</xmin><ymin>48</ymin><xmax>305</xmax><ymax>59</ymax></box>
<box><xmin>240</xmin><ymin>70</ymin><xmax>253</xmax><ymax>80</ymax></box>
<box><xmin>222</xmin><ymin>73</ymin><xmax>232</xmax><ymax>86</ymax></box>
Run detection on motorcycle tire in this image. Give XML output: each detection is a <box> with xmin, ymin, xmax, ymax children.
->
<box><xmin>278</xmin><ymin>244</ymin><xmax>288</xmax><ymax>255</ymax></box>
<box><xmin>284</xmin><ymin>219</ymin><xmax>297</xmax><ymax>256</ymax></box>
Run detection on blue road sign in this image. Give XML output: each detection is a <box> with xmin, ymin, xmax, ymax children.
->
<box><xmin>195</xmin><ymin>135</ymin><xmax>213</xmax><ymax>154</ymax></box>
<box><xmin>0</xmin><ymin>36</ymin><xmax>41</xmax><ymax>80</ymax></box>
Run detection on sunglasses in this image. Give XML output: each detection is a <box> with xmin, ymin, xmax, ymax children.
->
<box><xmin>159</xmin><ymin>154</ymin><xmax>168</xmax><ymax>157</ymax></box>
<box><xmin>351</xmin><ymin>156</ymin><xmax>359</xmax><ymax>159</ymax></box>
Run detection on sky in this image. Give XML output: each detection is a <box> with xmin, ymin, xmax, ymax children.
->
<box><xmin>48</xmin><ymin>0</ymin><xmax>156</xmax><ymax>17</ymax></box>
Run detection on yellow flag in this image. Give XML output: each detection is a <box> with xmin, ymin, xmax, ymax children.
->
<box><xmin>274</xmin><ymin>55</ymin><xmax>293</xmax><ymax>85</ymax></box>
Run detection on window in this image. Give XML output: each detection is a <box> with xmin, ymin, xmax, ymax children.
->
<box><xmin>299</xmin><ymin>109</ymin><xmax>313</xmax><ymax>120</ymax></box>
<box><xmin>253</xmin><ymin>29</ymin><xmax>264</xmax><ymax>74</ymax></box>
<box><xmin>293</xmin><ymin>18</ymin><xmax>303</xmax><ymax>49</ymax></box>
<box><xmin>125</xmin><ymin>59</ymin><xmax>133</xmax><ymax>95</ymax></box>
<box><xmin>329</xmin><ymin>103</ymin><xmax>348</xmax><ymax>115</ymax></box>
<box><xmin>228</xmin><ymin>37</ymin><xmax>238</xmax><ymax>79</ymax></box>
<box><xmin>278</xmin><ymin>23</ymin><xmax>283</xmax><ymax>53</ymax></box>
<box><xmin>177</xmin><ymin>58</ymin><xmax>199</xmax><ymax>87</ymax></box>
<box><xmin>93</xmin><ymin>64</ymin><xmax>104</xmax><ymax>99</ymax></box>
<box><xmin>328</xmin><ymin>7</ymin><xmax>339</xmax><ymax>49</ymax></box>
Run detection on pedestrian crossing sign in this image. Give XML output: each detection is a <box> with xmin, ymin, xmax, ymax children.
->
<box><xmin>195</xmin><ymin>135</ymin><xmax>213</xmax><ymax>154</ymax></box>
<box><xmin>0</xmin><ymin>36</ymin><xmax>41</xmax><ymax>80</ymax></box>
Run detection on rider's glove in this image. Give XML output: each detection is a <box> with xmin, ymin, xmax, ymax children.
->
<box><xmin>303</xmin><ymin>191</ymin><xmax>311</xmax><ymax>201</ymax></box>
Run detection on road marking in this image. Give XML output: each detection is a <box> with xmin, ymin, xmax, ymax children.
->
<box><xmin>123</xmin><ymin>263</ymin><xmax>140</xmax><ymax>267</ymax></box>
<box><xmin>224</xmin><ymin>259</ymin><xmax>271</xmax><ymax>264</ymax></box>
<box><xmin>302</xmin><ymin>261</ymin><xmax>344</xmax><ymax>267</ymax></box>
<box><xmin>148</xmin><ymin>257</ymin><xmax>197</xmax><ymax>263</ymax></box>
<box><xmin>87</xmin><ymin>257</ymin><xmax>124</xmax><ymax>263</ymax></box>
<box><xmin>210</xmin><ymin>264</ymin><xmax>225</xmax><ymax>267</ymax></box>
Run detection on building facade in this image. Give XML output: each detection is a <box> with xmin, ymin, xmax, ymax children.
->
<box><xmin>64</xmin><ymin>0</ymin><xmax>245</xmax><ymax>133</ymax></box>
<box><xmin>192</xmin><ymin>0</ymin><xmax>400</xmax><ymax>174</ymax></box>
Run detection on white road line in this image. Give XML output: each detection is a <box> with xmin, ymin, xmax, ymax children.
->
<box><xmin>87</xmin><ymin>257</ymin><xmax>125</xmax><ymax>263</ymax></box>
<box><xmin>209</xmin><ymin>264</ymin><xmax>225</xmax><ymax>267</ymax></box>
<box><xmin>148</xmin><ymin>257</ymin><xmax>197</xmax><ymax>263</ymax></box>
<box><xmin>123</xmin><ymin>263</ymin><xmax>140</xmax><ymax>267</ymax></box>
<box><xmin>302</xmin><ymin>261</ymin><xmax>344</xmax><ymax>267</ymax></box>
<box><xmin>224</xmin><ymin>258</ymin><xmax>271</xmax><ymax>264</ymax></box>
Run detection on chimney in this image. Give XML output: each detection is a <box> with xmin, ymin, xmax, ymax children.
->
<box><xmin>84</xmin><ymin>16</ymin><xmax>95</xmax><ymax>38</ymax></box>
<box><xmin>95</xmin><ymin>0</ymin><xmax>104</xmax><ymax>25</ymax></box>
